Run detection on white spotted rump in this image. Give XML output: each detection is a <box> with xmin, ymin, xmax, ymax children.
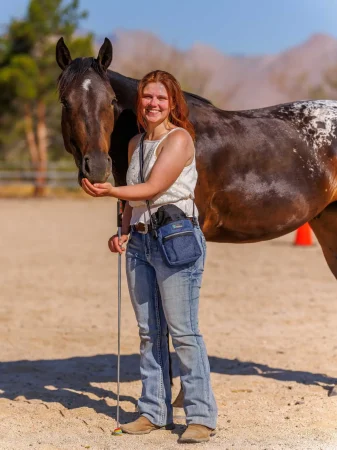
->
<box><xmin>281</xmin><ymin>100</ymin><xmax>337</xmax><ymax>152</ymax></box>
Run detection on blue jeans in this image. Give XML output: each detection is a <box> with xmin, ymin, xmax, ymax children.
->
<box><xmin>125</xmin><ymin>225</ymin><xmax>217</xmax><ymax>429</ymax></box>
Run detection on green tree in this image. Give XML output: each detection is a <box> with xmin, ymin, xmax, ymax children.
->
<box><xmin>0</xmin><ymin>0</ymin><xmax>94</xmax><ymax>195</ymax></box>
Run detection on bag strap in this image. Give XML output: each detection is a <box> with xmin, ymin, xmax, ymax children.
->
<box><xmin>192</xmin><ymin>198</ymin><xmax>197</xmax><ymax>226</ymax></box>
<box><xmin>139</xmin><ymin>134</ymin><xmax>158</xmax><ymax>237</ymax></box>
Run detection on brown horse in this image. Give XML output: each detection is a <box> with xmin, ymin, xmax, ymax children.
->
<box><xmin>56</xmin><ymin>37</ymin><xmax>337</xmax><ymax>396</ymax></box>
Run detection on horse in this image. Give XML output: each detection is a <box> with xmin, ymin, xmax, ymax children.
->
<box><xmin>56</xmin><ymin>37</ymin><xmax>337</xmax><ymax>398</ymax></box>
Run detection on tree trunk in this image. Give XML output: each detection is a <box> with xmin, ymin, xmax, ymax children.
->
<box><xmin>34</xmin><ymin>100</ymin><xmax>48</xmax><ymax>197</ymax></box>
<box><xmin>23</xmin><ymin>103</ymin><xmax>39</xmax><ymax>168</ymax></box>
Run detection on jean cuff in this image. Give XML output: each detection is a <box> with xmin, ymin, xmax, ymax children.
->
<box><xmin>186</xmin><ymin>416</ymin><xmax>217</xmax><ymax>430</ymax></box>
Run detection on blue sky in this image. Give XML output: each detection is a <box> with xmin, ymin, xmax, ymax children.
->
<box><xmin>2</xmin><ymin>0</ymin><xmax>337</xmax><ymax>55</ymax></box>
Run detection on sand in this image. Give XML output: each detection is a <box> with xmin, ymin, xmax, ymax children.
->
<box><xmin>1</xmin><ymin>198</ymin><xmax>337</xmax><ymax>450</ymax></box>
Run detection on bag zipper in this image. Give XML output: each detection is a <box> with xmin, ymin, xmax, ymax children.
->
<box><xmin>162</xmin><ymin>230</ymin><xmax>194</xmax><ymax>242</ymax></box>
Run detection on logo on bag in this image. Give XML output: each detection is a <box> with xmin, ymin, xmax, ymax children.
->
<box><xmin>172</xmin><ymin>222</ymin><xmax>183</xmax><ymax>229</ymax></box>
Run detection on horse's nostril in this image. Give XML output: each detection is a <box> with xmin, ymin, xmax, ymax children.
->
<box><xmin>84</xmin><ymin>156</ymin><xmax>90</xmax><ymax>174</ymax></box>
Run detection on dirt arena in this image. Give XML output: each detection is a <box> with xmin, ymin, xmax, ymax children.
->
<box><xmin>1</xmin><ymin>198</ymin><xmax>337</xmax><ymax>450</ymax></box>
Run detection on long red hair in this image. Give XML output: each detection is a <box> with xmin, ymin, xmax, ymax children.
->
<box><xmin>136</xmin><ymin>70</ymin><xmax>195</xmax><ymax>141</ymax></box>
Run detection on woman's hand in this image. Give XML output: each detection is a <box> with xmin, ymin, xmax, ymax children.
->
<box><xmin>108</xmin><ymin>234</ymin><xmax>129</xmax><ymax>254</ymax></box>
<box><xmin>81</xmin><ymin>178</ymin><xmax>117</xmax><ymax>197</ymax></box>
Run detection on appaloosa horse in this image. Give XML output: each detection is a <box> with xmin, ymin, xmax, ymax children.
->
<box><xmin>56</xmin><ymin>37</ymin><xmax>337</xmax><ymax>397</ymax></box>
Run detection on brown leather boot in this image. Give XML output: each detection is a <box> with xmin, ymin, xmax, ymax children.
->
<box><xmin>178</xmin><ymin>424</ymin><xmax>216</xmax><ymax>443</ymax></box>
<box><xmin>120</xmin><ymin>416</ymin><xmax>175</xmax><ymax>435</ymax></box>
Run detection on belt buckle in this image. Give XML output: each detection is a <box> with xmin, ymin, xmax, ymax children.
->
<box><xmin>138</xmin><ymin>222</ymin><xmax>149</xmax><ymax>234</ymax></box>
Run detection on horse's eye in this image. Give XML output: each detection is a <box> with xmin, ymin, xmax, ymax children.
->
<box><xmin>61</xmin><ymin>99</ymin><xmax>69</xmax><ymax>109</ymax></box>
<box><xmin>111</xmin><ymin>97</ymin><xmax>118</xmax><ymax>106</ymax></box>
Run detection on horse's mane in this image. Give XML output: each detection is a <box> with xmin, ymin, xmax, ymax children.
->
<box><xmin>185</xmin><ymin>91</ymin><xmax>213</xmax><ymax>106</ymax></box>
<box><xmin>57</xmin><ymin>57</ymin><xmax>109</xmax><ymax>99</ymax></box>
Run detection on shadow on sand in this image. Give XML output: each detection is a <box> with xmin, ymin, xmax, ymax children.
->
<box><xmin>1</xmin><ymin>354</ymin><xmax>336</xmax><ymax>421</ymax></box>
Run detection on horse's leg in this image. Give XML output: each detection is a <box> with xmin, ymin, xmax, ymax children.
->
<box><xmin>310</xmin><ymin>202</ymin><xmax>337</xmax><ymax>279</ymax></box>
<box><xmin>309</xmin><ymin>202</ymin><xmax>337</xmax><ymax>396</ymax></box>
<box><xmin>168</xmin><ymin>331</ymin><xmax>185</xmax><ymax>408</ymax></box>
<box><xmin>172</xmin><ymin>382</ymin><xmax>184</xmax><ymax>408</ymax></box>
<box><xmin>168</xmin><ymin>331</ymin><xmax>173</xmax><ymax>386</ymax></box>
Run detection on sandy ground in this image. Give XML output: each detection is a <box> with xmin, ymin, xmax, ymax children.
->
<box><xmin>1</xmin><ymin>198</ymin><xmax>337</xmax><ymax>450</ymax></box>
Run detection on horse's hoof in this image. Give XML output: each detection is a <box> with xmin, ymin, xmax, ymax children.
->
<box><xmin>328</xmin><ymin>386</ymin><xmax>337</xmax><ymax>397</ymax></box>
<box><xmin>172</xmin><ymin>388</ymin><xmax>184</xmax><ymax>408</ymax></box>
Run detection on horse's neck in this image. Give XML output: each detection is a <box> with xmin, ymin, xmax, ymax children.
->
<box><xmin>106</xmin><ymin>71</ymin><xmax>139</xmax><ymax>186</ymax></box>
<box><xmin>108</xmin><ymin>70</ymin><xmax>138</xmax><ymax>111</ymax></box>
<box><xmin>107</xmin><ymin>72</ymin><xmax>138</xmax><ymax>186</ymax></box>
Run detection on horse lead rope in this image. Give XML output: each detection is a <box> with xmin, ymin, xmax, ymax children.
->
<box><xmin>114</xmin><ymin>199</ymin><xmax>123</xmax><ymax>436</ymax></box>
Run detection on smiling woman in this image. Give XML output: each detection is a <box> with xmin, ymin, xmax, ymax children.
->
<box><xmin>81</xmin><ymin>69</ymin><xmax>218</xmax><ymax>444</ymax></box>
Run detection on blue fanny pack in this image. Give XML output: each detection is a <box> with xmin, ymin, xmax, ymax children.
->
<box><xmin>139</xmin><ymin>134</ymin><xmax>202</xmax><ymax>267</ymax></box>
<box><xmin>155</xmin><ymin>217</ymin><xmax>202</xmax><ymax>267</ymax></box>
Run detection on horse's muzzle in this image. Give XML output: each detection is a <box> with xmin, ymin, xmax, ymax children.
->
<box><xmin>82</xmin><ymin>150</ymin><xmax>112</xmax><ymax>183</ymax></box>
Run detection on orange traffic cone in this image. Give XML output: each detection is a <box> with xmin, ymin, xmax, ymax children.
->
<box><xmin>294</xmin><ymin>223</ymin><xmax>312</xmax><ymax>246</ymax></box>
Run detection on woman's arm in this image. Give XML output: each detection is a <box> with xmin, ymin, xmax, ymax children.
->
<box><xmin>82</xmin><ymin>130</ymin><xmax>193</xmax><ymax>200</ymax></box>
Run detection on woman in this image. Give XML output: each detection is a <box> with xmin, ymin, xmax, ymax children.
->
<box><xmin>82</xmin><ymin>70</ymin><xmax>217</xmax><ymax>444</ymax></box>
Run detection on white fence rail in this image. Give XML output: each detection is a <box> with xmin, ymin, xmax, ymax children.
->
<box><xmin>0</xmin><ymin>168</ymin><xmax>79</xmax><ymax>188</ymax></box>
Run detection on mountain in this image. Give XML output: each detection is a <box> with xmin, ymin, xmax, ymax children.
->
<box><xmin>97</xmin><ymin>31</ymin><xmax>337</xmax><ymax>110</ymax></box>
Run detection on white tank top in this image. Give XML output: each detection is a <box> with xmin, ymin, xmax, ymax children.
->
<box><xmin>126</xmin><ymin>128</ymin><xmax>198</xmax><ymax>225</ymax></box>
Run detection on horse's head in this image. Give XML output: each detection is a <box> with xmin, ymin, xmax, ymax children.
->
<box><xmin>56</xmin><ymin>38</ymin><xmax>117</xmax><ymax>184</ymax></box>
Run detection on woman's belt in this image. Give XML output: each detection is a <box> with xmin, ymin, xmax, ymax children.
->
<box><xmin>131</xmin><ymin>222</ymin><xmax>152</xmax><ymax>234</ymax></box>
<box><xmin>132</xmin><ymin>217</ymin><xmax>194</xmax><ymax>235</ymax></box>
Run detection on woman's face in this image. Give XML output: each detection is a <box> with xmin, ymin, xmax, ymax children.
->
<box><xmin>141</xmin><ymin>82</ymin><xmax>171</xmax><ymax>125</ymax></box>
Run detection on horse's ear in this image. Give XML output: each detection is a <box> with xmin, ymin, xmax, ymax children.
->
<box><xmin>56</xmin><ymin>37</ymin><xmax>72</xmax><ymax>70</ymax></box>
<box><xmin>97</xmin><ymin>38</ymin><xmax>113</xmax><ymax>71</ymax></box>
